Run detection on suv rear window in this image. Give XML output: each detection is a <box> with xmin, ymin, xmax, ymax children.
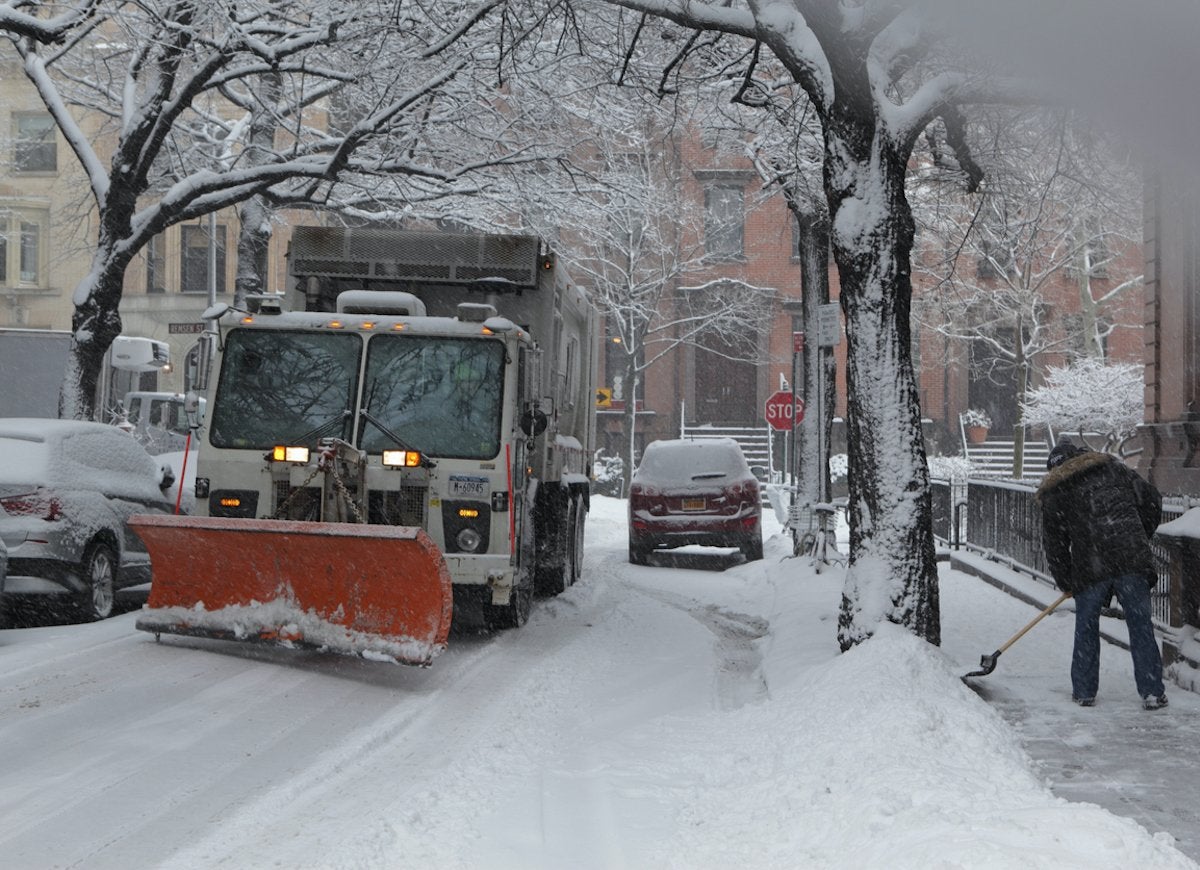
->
<box><xmin>636</xmin><ymin>439</ymin><xmax>748</xmax><ymax>482</ymax></box>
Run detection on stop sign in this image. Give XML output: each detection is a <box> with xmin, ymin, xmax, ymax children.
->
<box><xmin>764</xmin><ymin>390</ymin><xmax>804</xmax><ymax>430</ymax></box>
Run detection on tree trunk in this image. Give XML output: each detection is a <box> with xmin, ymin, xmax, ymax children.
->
<box><xmin>793</xmin><ymin>212</ymin><xmax>833</xmax><ymax>509</ymax></box>
<box><xmin>235</xmin><ymin>195</ymin><xmax>272</xmax><ymax>308</ymax></box>
<box><xmin>621</xmin><ymin>357</ymin><xmax>639</xmax><ymax>497</ymax></box>
<box><xmin>825</xmin><ymin>117</ymin><xmax>940</xmax><ymax>651</ymax></box>
<box><xmin>60</xmin><ymin>250</ymin><xmax>127</xmax><ymax>420</ymax></box>
<box><xmin>233</xmin><ymin>72</ymin><xmax>282</xmax><ymax>309</ymax></box>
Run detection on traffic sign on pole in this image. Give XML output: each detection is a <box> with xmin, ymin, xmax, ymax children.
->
<box><xmin>764</xmin><ymin>390</ymin><xmax>805</xmax><ymax>431</ymax></box>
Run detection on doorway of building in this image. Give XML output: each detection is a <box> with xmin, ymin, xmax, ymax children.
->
<box><xmin>694</xmin><ymin>330</ymin><xmax>758</xmax><ymax>425</ymax></box>
<box><xmin>967</xmin><ymin>327</ymin><xmax>1018</xmax><ymax>433</ymax></box>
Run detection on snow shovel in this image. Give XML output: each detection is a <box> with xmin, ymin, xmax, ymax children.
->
<box><xmin>963</xmin><ymin>591</ymin><xmax>1072</xmax><ymax>680</ymax></box>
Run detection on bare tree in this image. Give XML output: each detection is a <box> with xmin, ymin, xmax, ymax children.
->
<box><xmin>591</xmin><ymin>0</ymin><xmax>1035</xmax><ymax>648</ymax></box>
<box><xmin>0</xmin><ymin>0</ymin><xmax>96</xmax><ymax>44</ymax></box>
<box><xmin>1021</xmin><ymin>357</ymin><xmax>1143</xmax><ymax>456</ymax></box>
<box><xmin>914</xmin><ymin>109</ymin><xmax>1143</xmax><ymax>447</ymax></box>
<box><xmin>4</xmin><ymin>0</ymin><xmax>521</xmax><ymax>418</ymax></box>
<box><xmin>512</xmin><ymin>103</ymin><xmax>773</xmax><ymax>490</ymax></box>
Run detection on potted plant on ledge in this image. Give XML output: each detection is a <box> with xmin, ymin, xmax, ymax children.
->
<box><xmin>962</xmin><ymin>408</ymin><xmax>991</xmax><ymax>444</ymax></box>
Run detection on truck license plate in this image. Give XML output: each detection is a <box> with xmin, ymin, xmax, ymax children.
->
<box><xmin>449</xmin><ymin>475</ymin><xmax>489</xmax><ymax>497</ymax></box>
<box><xmin>682</xmin><ymin>497</ymin><xmax>705</xmax><ymax>511</ymax></box>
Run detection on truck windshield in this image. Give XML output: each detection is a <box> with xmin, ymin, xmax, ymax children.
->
<box><xmin>210</xmin><ymin>329</ymin><xmax>361</xmax><ymax>449</ymax></box>
<box><xmin>361</xmin><ymin>334</ymin><xmax>505</xmax><ymax>459</ymax></box>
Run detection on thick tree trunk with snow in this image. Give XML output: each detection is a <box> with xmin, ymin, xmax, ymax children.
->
<box><xmin>61</xmin><ymin>253</ymin><xmax>127</xmax><ymax>420</ymax></box>
<box><xmin>824</xmin><ymin>114</ymin><xmax>940</xmax><ymax>651</ymax></box>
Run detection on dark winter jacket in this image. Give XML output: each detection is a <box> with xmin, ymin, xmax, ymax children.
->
<box><xmin>1035</xmin><ymin>451</ymin><xmax>1162</xmax><ymax>594</ymax></box>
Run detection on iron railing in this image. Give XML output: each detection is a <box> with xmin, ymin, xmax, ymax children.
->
<box><xmin>934</xmin><ymin>476</ymin><xmax>1189</xmax><ymax>628</ymax></box>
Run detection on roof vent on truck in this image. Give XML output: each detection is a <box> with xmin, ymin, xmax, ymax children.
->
<box><xmin>336</xmin><ymin>290</ymin><xmax>427</xmax><ymax>317</ymax></box>
<box><xmin>457</xmin><ymin>302</ymin><xmax>498</xmax><ymax>323</ymax></box>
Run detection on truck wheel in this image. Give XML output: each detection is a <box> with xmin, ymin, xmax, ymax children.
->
<box><xmin>485</xmin><ymin>569</ymin><xmax>533</xmax><ymax>630</ymax></box>
<box><xmin>79</xmin><ymin>542</ymin><xmax>117</xmax><ymax>621</ymax></box>
<box><xmin>568</xmin><ymin>497</ymin><xmax>586</xmax><ymax>585</ymax></box>
<box><xmin>537</xmin><ymin>496</ymin><xmax>585</xmax><ymax>596</ymax></box>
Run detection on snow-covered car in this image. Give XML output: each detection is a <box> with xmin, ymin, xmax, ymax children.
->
<box><xmin>628</xmin><ymin>437</ymin><xmax>763</xmax><ymax>564</ymax></box>
<box><xmin>0</xmin><ymin>418</ymin><xmax>179</xmax><ymax>621</ymax></box>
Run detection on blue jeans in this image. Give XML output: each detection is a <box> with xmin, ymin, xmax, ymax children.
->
<box><xmin>1072</xmin><ymin>574</ymin><xmax>1165</xmax><ymax>701</ymax></box>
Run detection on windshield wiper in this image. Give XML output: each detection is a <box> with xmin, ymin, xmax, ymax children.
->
<box><xmin>289</xmin><ymin>409</ymin><xmax>352</xmax><ymax>447</ymax></box>
<box><xmin>359</xmin><ymin>409</ymin><xmax>436</xmax><ymax>468</ymax></box>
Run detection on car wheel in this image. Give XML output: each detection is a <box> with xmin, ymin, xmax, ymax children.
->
<box><xmin>741</xmin><ymin>536</ymin><xmax>764</xmax><ymax>562</ymax></box>
<box><xmin>80</xmin><ymin>542</ymin><xmax>117</xmax><ymax>621</ymax></box>
<box><xmin>629</xmin><ymin>540</ymin><xmax>651</xmax><ymax>565</ymax></box>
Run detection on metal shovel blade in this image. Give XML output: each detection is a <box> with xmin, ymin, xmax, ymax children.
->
<box><xmin>963</xmin><ymin>650</ymin><xmax>1002</xmax><ymax>680</ymax></box>
<box><xmin>960</xmin><ymin>591</ymin><xmax>1072</xmax><ymax>682</ymax></box>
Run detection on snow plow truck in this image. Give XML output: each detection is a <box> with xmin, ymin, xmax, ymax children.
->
<box><xmin>131</xmin><ymin>227</ymin><xmax>599</xmax><ymax>665</ymax></box>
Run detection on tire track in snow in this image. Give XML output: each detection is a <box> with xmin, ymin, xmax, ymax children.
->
<box><xmin>622</xmin><ymin>581</ymin><xmax>771</xmax><ymax>711</ymax></box>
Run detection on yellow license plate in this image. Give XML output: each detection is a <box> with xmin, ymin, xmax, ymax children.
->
<box><xmin>682</xmin><ymin>497</ymin><xmax>706</xmax><ymax>511</ymax></box>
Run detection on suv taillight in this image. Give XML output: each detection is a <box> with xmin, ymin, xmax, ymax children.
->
<box><xmin>629</xmin><ymin>483</ymin><xmax>660</xmax><ymax>510</ymax></box>
<box><xmin>0</xmin><ymin>491</ymin><xmax>63</xmax><ymax>521</ymax></box>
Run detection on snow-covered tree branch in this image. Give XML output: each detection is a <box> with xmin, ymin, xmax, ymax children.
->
<box><xmin>1021</xmin><ymin>358</ymin><xmax>1144</xmax><ymax>456</ymax></box>
<box><xmin>3</xmin><ymin>0</ymin><xmax>534</xmax><ymax>418</ymax></box>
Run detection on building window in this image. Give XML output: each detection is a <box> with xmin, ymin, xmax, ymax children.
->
<box><xmin>181</xmin><ymin>224</ymin><xmax>226</xmax><ymax>294</ymax></box>
<box><xmin>19</xmin><ymin>222</ymin><xmax>38</xmax><ymax>283</ymax></box>
<box><xmin>0</xmin><ymin>209</ymin><xmax>48</xmax><ymax>287</ymax></box>
<box><xmin>13</xmin><ymin>114</ymin><xmax>57</xmax><ymax>173</ymax></box>
<box><xmin>705</xmin><ymin>184</ymin><xmax>744</xmax><ymax>260</ymax></box>
<box><xmin>145</xmin><ymin>233</ymin><xmax>166</xmax><ymax>294</ymax></box>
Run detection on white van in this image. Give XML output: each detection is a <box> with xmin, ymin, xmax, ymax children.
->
<box><xmin>123</xmin><ymin>391</ymin><xmax>206</xmax><ymax>455</ymax></box>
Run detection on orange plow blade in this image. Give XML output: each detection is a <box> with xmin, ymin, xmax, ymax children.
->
<box><xmin>130</xmin><ymin>515</ymin><xmax>453</xmax><ymax>666</ymax></box>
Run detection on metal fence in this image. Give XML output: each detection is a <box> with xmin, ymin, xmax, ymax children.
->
<box><xmin>931</xmin><ymin>477</ymin><xmax>1188</xmax><ymax>628</ymax></box>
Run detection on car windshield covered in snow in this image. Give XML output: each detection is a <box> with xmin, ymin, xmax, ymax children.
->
<box><xmin>633</xmin><ymin>438</ymin><xmax>751</xmax><ymax>486</ymax></box>
<box><xmin>360</xmin><ymin>334</ymin><xmax>505</xmax><ymax>460</ymax></box>
<box><xmin>209</xmin><ymin>329</ymin><xmax>361</xmax><ymax>449</ymax></box>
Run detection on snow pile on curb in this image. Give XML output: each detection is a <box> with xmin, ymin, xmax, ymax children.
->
<box><xmin>653</xmin><ymin>623</ymin><xmax>1192</xmax><ymax>869</ymax></box>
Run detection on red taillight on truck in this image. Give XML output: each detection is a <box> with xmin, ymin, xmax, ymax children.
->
<box><xmin>0</xmin><ymin>491</ymin><xmax>64</xmax><ymax>521</ymax></box>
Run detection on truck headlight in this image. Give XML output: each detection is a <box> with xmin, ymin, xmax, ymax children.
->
<box><xmin>456</xmin><ymin>528</ymin><xmax>483</xmax><ymax>553</ymax></box>
<box><xmin>272</xmin><ymin>445</ymin><xmax>310</xmax><ymax>463</ymax></box>
<box><xmin>382</xmin><ymin>449</ymin><xmax>422</xmax><ymax>467</ymax></box>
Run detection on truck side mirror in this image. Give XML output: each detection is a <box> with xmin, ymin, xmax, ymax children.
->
<box><xmin>190</xmin><ymin>333</ymin><xmax>215</xmax><ymax>392</ymax></box>
<box><xmin>183</xmin><ymin>390</ymin><xmax>203</xmax><ymax>431</ymax></box>
<box><xmin>520</xmin><ymin>408</ymin><xmax>548</xmax><ymax>437</ymax></box>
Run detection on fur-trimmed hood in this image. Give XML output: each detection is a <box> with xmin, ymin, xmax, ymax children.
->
<box><xmin>1035</xmin><ymin>451</ymin><xmax>1114</xmax><ymax>502</ymax></box>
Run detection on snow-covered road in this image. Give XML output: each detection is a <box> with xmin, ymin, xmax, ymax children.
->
<box><xmin>1</xmin><ymin>497</ymin><xmax>1194</xmax><ymax>869</ymax></box>
<box><xmin>0</xmin><ymin>499</ymin><xmax>811</xmax><ymax>869</ymax></box>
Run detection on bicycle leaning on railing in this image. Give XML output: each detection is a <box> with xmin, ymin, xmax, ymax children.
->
<box><xmin>788</xmin><ymin>498</ymin><xmax>847</xmax><ymax>573</ymax></box>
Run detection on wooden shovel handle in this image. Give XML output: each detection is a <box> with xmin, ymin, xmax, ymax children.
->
<box><xmin>996</xmin><ymin>591</ymin><xmax>1072</xmax><ymax>655</ymax></box>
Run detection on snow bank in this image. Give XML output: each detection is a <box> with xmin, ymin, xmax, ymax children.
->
<box><xmin>644</xmin><ymin>621</ymin><xmax>1192</xmax><ymax>869</ymax></box>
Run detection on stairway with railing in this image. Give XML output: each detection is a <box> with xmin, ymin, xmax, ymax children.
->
<box><xmin>960</xmin><ymin>417</ymin><xmax>1052</xmax><ymax>481</ymax></box>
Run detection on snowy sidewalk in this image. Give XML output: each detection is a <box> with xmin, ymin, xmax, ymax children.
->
<box><xmin>940</xmin><ymin>558</ymin><xmax>1200</xmax><ymax>862</ymax></box>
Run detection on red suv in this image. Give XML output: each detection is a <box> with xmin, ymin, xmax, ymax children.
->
<box><xmin>628</xmin><ymin>438</ymin><xmax>763</xmax><ymax>564</ymax></box>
